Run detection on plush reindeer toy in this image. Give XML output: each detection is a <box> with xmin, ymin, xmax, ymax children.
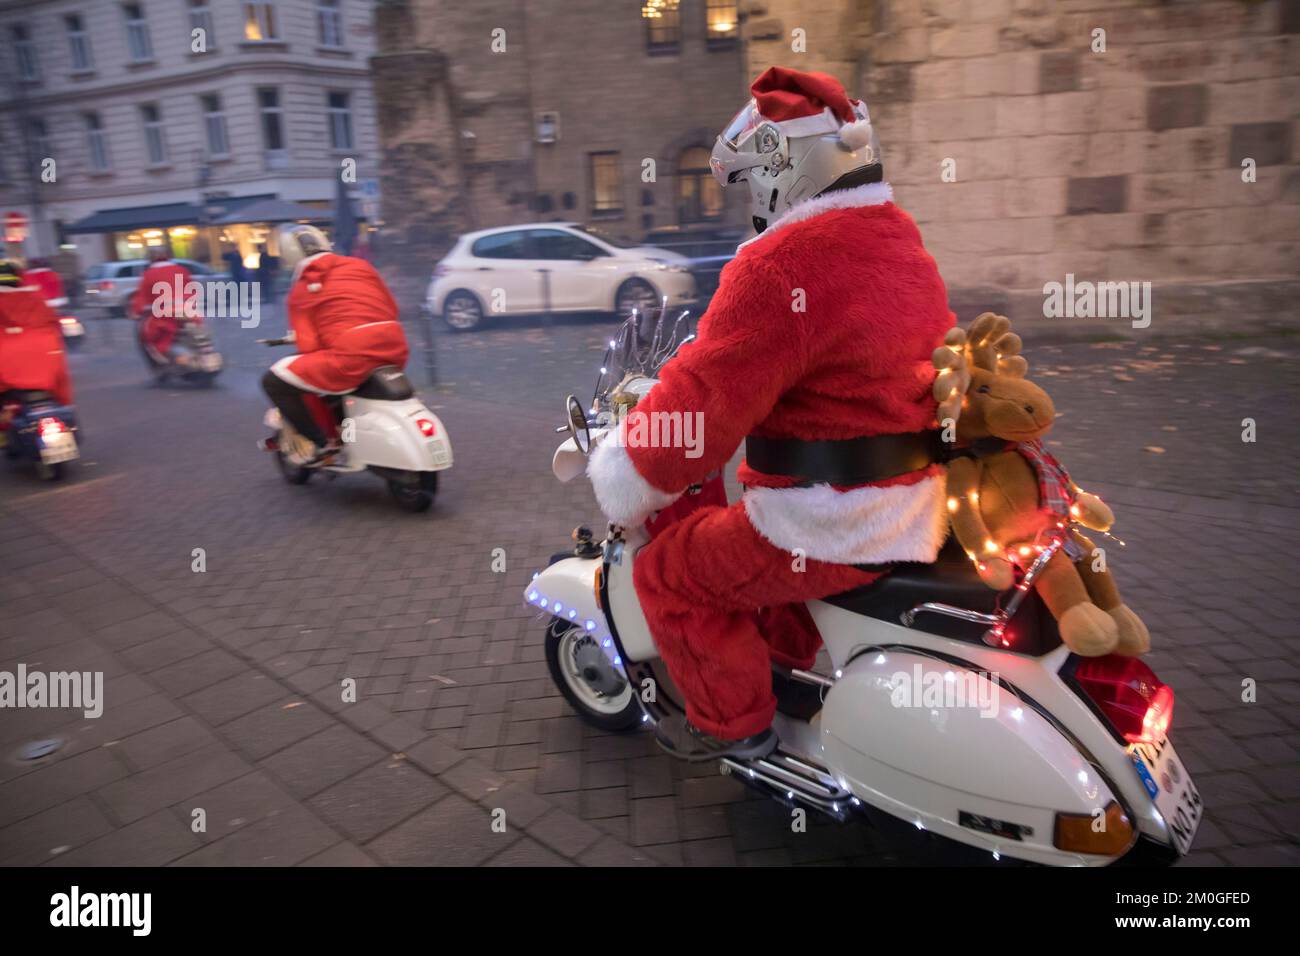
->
<box><xmin>933</xmin><ymin>314</ymin><xmax>1149</xmax><ymax>657</ymax></box>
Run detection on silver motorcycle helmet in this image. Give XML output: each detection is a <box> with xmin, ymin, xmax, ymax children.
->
<box><xmin>710</xmin><ymin>90</ymin><xmax>883</xmax><ymax>233</ymax></box>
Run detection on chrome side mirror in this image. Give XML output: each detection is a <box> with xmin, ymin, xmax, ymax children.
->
<box><xmin>565</xmin><ymin>394</ymin><xmax>592</xmax><ymax>454</ymax></box>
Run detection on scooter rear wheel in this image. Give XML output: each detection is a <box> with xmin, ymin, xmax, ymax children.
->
<box><xmin>387</xmin><ymin>471</ymin><xmax>437</xmax><ymax>512</ymax></box>
<box><xmin>544</xmin><ymin>620</ymin><xmax>640</xmax><ymax>731</ymax></box>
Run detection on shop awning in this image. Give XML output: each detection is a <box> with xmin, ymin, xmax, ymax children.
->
<box><xmin>66</xmin><ymin>194</ymin><xmax>279</xmax><ymax>234</ymax></box>
<box><xmin>211</xmin><ymin>198</ymin><xmax>330</xmax><ymax>225</ymax></box>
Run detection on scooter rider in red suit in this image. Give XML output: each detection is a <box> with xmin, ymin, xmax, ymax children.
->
<box><xmin>0</xmin><ymin>259</ymin><xmax>73</xmax><ymax>437</ymax></box>
<box><xmin>261</xmin><ymin>224</ymin><xmax>409</xmax><ymax>464</ymax></box>
<box><xmin>130</xmin><ymin>247</ymin><xmax>195</xmax><ymax>369</ymax></box>
<box><xmin>23</xmin><ymin>258</ymin><xmax>68</xmax><ymax>309</ymax></box>
<box><xmin>586</xmin><ymin>68</ymin><xmax>956</xmax><ymax>761</ymax></box>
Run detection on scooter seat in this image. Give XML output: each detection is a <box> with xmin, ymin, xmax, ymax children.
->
<box><xmin>352</xmin><ymin>366</ymin><xmax>414</xmax><ymax>401</ymax></box>
<box><xmin>825</xmin><ymin>539</ymin><xmax>1062</xmax><ymax>654</ymax></box>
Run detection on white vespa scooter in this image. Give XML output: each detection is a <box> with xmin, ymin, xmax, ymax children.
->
<box><xmin>526</xmin><ymin>313</ymin><xmax>1200</xmax><ymax>866</ymax></box>
<box><xmin>259</xmin><ymin>337</ymin><xmax>452</xmax><ymax>512</ymax></box>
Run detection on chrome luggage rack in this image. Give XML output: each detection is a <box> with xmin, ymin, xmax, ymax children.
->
<box><xmin>900</xmin><ymin>535</ymin><xmax>1067</xmax><ymax>648</ymax></box>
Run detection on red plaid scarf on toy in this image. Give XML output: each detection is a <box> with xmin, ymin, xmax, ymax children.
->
<box><xmin>1016</xmin><ymin>439</ymin><xmax>1076</xmax><ymax>519</ymax></box>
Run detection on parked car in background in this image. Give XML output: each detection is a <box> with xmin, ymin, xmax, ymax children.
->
<box><xmin>641</xmin><ymin>224</ymin><xmax>747</xmax><ymax>309</ymax></box>
<box><xmin>427</xmin><ymin>223</ymin><xmax>696</xmax><ymax>331</ymax></box>
<box><xmin>83</xmin><ymin>259</ymin><xmax>232</xmax><ymax>317</ymax></box>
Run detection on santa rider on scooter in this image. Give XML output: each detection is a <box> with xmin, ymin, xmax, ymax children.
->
<box><xmin>261</xmin><ymin>224</ymin><xmax>409</xmax><ymax>466</ymax></box>
<box><xmin>587</xmin><ymin>68</ymin><xmax>956</xmax><ymax>761</ymax></box>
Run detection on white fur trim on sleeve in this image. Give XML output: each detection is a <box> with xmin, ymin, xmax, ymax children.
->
<box><xmin>587</xmin><ymin>435</ymin><xmax>680</xmax><ymax>528</ymax></box>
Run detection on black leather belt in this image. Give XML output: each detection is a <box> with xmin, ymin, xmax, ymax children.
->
<box><xmin>744</xmin><ymin>431</ymin><xmax>945</xmax><ymax>487</ymax></box>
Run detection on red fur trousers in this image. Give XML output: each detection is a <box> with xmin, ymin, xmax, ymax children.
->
<box><xmin>633</xmin><ymin>502</ymin><xmax>881</xmax><ymax>740</ymax></box>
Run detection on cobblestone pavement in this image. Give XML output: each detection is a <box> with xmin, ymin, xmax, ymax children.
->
<box><xmin>0</xmin><ymin>306</ymin><xmax>1296</xmax><ymax>866</ymax></box>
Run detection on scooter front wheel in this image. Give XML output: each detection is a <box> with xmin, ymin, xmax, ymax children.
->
<box><xmin>544</xmin><ymin>620</ymin><xmax>640</xmax><ymax>731</ymax></box>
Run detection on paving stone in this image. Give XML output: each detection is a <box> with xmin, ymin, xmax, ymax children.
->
<box><xmin>309</xmin><ymin>758</ymin><xmax>446</xmax><ymax>843</ymax></box>
<box><xmin>48</xmin><ymin>808</ymin><xmax>202</xmax><ymax>867</ymax></box>
<box><xmin>97</xmin><ymin>743</ymin><xmax>251</xmax><ymax>825</ymax></box>
<box><xmin>527</xmin><ymin>807</ymin><xmax>603</xmax><ymax>858</ymax></box>
<box><xmin>173</xmin><ymin>804</ymin><xmax>339</xmax><ymax>866</ymax></box>
<box><xmin>258</xmin><ymin>725</ymin><xmax>389</xmax><ymax>800</ymax></box>
<box><xmin>366</xmin><ymin>794</ymin><xmax>513</xmax><ymax>866</ymax></box>
<box><xmin>0</xmin><ymin>795</ymin><xmax>115</xmax><ymax>866</ymax></box>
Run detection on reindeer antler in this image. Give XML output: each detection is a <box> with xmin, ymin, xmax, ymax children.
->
<box><xmin>966</xmin><ymin>312</ymin><xmax>1026</xmax><ymax>378</ymax></box>
<box><xmin>932</xmin><ymin>326</ymin><xmax>970</xmax><ymax>426</ymax></box>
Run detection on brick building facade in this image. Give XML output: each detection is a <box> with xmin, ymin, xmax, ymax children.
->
<box><xmin>373</xmin><ymin>0</ymin><xmax>752</xmax><ymax>305</ymax></box>
<box><xmin>376</xmin><ymin>0</ymin><xmax>1297</xmax><ymax>328</ymax></box>
<box><xmin>744</xmin><ymin>0</ymin><xmax>1298</xmax><ymax>330</ymax></box>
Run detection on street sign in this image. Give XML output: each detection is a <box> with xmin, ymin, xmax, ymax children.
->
<box><xmin>4</xmin><ymin>211</ymin><xmax>29</xmax><ymax>243</ymax></box>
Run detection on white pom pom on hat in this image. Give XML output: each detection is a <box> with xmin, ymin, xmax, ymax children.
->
<box><xmin>838</xmin><ymin>119</ymin><xmax>875</xmax><ymax>151</ymax></box>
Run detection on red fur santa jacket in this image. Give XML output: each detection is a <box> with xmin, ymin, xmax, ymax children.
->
<box><xmin>587</xmin><ymin>181</ymin><xmax>955</xmax><ymax>565</ymax></box>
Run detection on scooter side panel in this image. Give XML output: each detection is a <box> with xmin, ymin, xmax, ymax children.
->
<box><xmin>343</xmin><ymin>397</ymin><xmax>451</xmax><ymax>472</ymax></box>
<box><xmin>821</xmin><ymin>648</ymin><xmax>1117</xmax><ymax>865</ymax></box>
<box><xmin>604</xmin><ymin>535</ymin><xmax>658</xmax><ymax>664</ymax></box>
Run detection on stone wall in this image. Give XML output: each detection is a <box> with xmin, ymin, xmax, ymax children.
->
<box><xmin>743</xmin><ymin>0</ymin><xmax>1299</xmax><ymax>333</ymax></box>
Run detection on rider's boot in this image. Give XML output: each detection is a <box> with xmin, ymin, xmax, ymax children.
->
<box><xmin>654</xmin><ymin>714</ymin><xmax>777</xmax><ymax>763</ymax></box>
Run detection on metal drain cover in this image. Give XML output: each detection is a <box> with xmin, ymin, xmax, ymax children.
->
<box><xmin>17</xmin><ymin>738</ymin><xmax>65</xmax><ymax>761</ymax></box>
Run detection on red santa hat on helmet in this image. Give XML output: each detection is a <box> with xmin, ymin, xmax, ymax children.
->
<box><xmin>749</xmin><ymin>66</ymin><xmax>875</xmax><ymax>150</ymax></box>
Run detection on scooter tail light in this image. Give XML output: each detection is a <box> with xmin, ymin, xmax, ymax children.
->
<box><xmin>38</xmin><ymin>417</ymin><xmax>68</xmax><ymax>436</ymax></box>
<box><xmin>416</xmin><ymin>418</ymin><xmax>437</xmax><ymax>437</ymax></box>
<box><xmin>1071</xmin><ymin>655</ymin><xmax>1173</xmax><ymax>745</ymax></box>
<box><xmin>1053</xmin><ymin>800</ymin><xmax>1133</xmax><ymax>855</ymax></box>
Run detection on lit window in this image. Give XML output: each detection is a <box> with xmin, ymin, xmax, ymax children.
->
<box><xmin>244</xmin><ymin>2</ymin><xmax>278</xmax><ymax>41</ymax></box>
<box><xmin>589</xmin><ymin>152</ymin><xmax>624</xmax><ymax>216</ymax></box>
<box><xmin>641</xmin><ymin>0</ymin><xmax>680</xmax><ymax>53</ymax></box>
<box><xmin>706</xmin><ymin>0</ymin><xmax>738</xmax><ymax>45</ymax></box>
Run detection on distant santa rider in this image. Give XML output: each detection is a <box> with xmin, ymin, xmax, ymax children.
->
<box><xmin>130</xmin><ymin>247</ymin><xmax>196</xmax><ymax>368</ymax></box>
<box><xmin>0</xmin><ymin>259</ymin><xmax>73</xmax><ymax>433</ymax></box>
<box><xmin>586</xmin><ymin>67</ymin><xmax>956</xmax><ymax>761</ymax></box>
<box><xmin>23</xmin><ymin>258</ymin><xmax>68</xmax><ymax>309</ymax></box>
<box><xmin>261</xmin><ymin>224</ymin><xmax>409</xmax><ymax>465</ymax></box>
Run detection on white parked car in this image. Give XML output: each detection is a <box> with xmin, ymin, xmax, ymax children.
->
<box><xmin>427</xmin><ymin>223</ymin><xmax>696</xmax><ymax>331</ymax></box>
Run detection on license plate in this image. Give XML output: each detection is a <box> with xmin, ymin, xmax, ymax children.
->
<box><xmin>1129</xmin><ymin>734</ymin><xmax>1201</xmax><ymax>855</ymax></box>
<box><xmin>198</xmin><ymin>353</ymin><xmax>222</xmax><ymax>371</ymax></box>
<box><xmin>40</xmin><ymin>433</ymin><xmax>78</xmax><ymax>464</ymax></box>
<box><xmin>430</xmin><ymin>445</ymin><xmax>450</xmax><ymax>467</ymax></box>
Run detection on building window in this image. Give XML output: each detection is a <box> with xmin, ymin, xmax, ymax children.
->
<box><xmin>30</xmin><ymin>118</ymin><xmax>53</xmax><ymax>160</ymax></box>
<box><xmin>705</xmin><ymin>0</ymin><xmax>739</xmax><ymax>47</ymax></box>
<box><xmin>65</xmin><ymin>14</ymin><xmax>95</xmax><ymax>72</ymax></box>
<box><xmin>85</xmin><ymin>113</ymin><xmax>111</xmax><ymax>172</ymax></box>
<box><xmin>327</xmin><ymin>92</ymin><xmax>354</xmax><ymax>150</ymax></box>
<box><xmin>189</xmin><ymin>1</ymin><xmax>216</xmax><ymax>47</ymax></box>
<box><xmin>11</xmin><ymin>24</ymin><xmax>39</xmax><ymax>80</ymax></box>
<box><xmin>244</xmin><ymin>2</ymin><xmax>278</xmax><ymax>41</ymax></box>
<box><xmin>123</xmin><ymin>3</ymin><xmax>155</xmax><ymax>62</ymax></box>
<box><xmin>141</xmin><ymin>103</ymin><xmax>168</xmax><ymax>165</ymax></box>
<box><xmin>201</xmin><ymin>93</ymin><xmax>230</xmax><ymax>156</ymax></box>
<box><xmin>641</xmin><ymin>0</ymin><xmax>680</xmax><ymax>54</ymax></box>
<box><xmin>677</xmin><ymin>147</ymin><xmax>723</xmax><ymax>223</ymax></box>
<box><xmin>317</xmin><ymin>0</ymin><xmax>344</xmax><ymax>48</ymax></box>
<box><xmin>589</xmin><ymin>152</ymin><xmax>623</xmax><ymax>217</ymax></box>
<box><xmin>258</xmin><ymin>87</ymin><xmax>285</xmax><ymax>152</ymax></box>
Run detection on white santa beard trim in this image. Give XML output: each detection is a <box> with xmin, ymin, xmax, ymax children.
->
<box><xmin>291</xmin><ymin>251</ymin><xmax>332</xmax><ymax>284</ymax></box>
<box><xmin>742</xmin><ymin>472</ymin><xmax>949</xmax><ymax>565</ymax></box>
<box><xmin>587</xmin><ymin>435</ymin><xmax>680</xmax><ymax>528</ymax></box>
<box><xmin>738</xmin><ymin>181</ymin><xmax>894</xmax><ymax>250</ymax></box>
